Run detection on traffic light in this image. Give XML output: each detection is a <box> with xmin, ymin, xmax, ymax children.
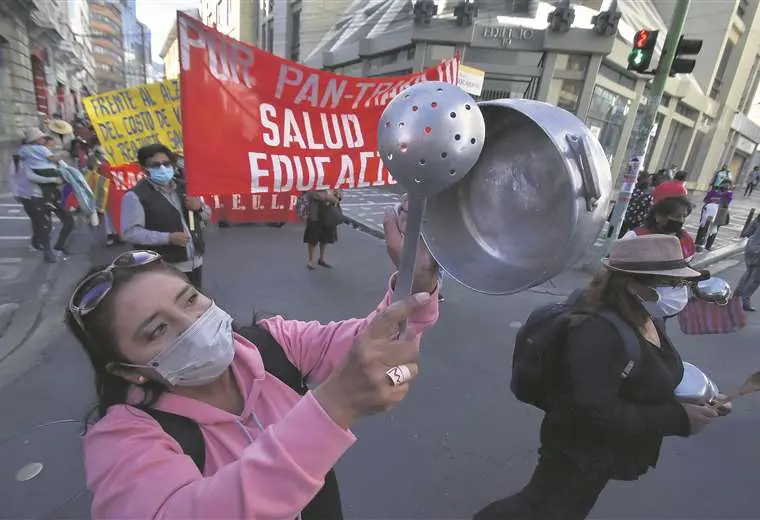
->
<box><xmin>628</xmin><ymin>29</ymin><xmax>658</xmax><ymax>73</ymax></box>
<box><xmin>670</xmin><ymin>36</ymin><xmax>703</xmax><ymax>75</ymax></box>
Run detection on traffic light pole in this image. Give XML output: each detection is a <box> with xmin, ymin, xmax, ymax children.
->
<box><xmin>601</xmin><ymin>0</ymin><xmax>692</xmax><ymax>257</ymax></box>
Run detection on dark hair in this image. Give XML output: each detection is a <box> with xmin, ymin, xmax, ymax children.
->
<box><xmin>674</xmin><ymin>171</ymin><xmax>688</xmax><ymax>181</ymax></box>
<box><xmin>66</xmin><ymin>261</ymin><xmax>187</xmax><ymax>422</ymax></box>
<box><xmin>645</xmin><ymin>196</ymin><xmax>692</xmax><ymax>230</ymax></box>
<box><xmin>570</xmin><ymin>270</ymin><xmax>650</xmax><ymax>328</ymax></box>
<box><xmin>136</xmin><ymin>143</ymin><xmax>174</xmax><ymax>168</ymax></box>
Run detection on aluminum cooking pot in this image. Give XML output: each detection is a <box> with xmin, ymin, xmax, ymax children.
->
<box><xmin>675</xmin><ymin>362</ymin><xmax>719</xmax><ymax>405</ymax></box>
<box><xmin>693</xmin><ymin>277</ymin><xmax>732</xmax><ymax>305</ymax></box>
<box><xmin>421</xmin><ymin>99</ymin><xmax>612</xmax><ymax>294</ymax></box>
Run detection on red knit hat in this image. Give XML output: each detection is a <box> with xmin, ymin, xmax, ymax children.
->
<box><xmin>652</xmin><ymin>180</ymin><xmax>688</xmax><ymax>204</ymax></box>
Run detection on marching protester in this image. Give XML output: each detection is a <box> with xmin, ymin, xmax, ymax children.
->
<box><xmin>475</xmin><ymin>235</ymin><xmax>731</xmax><ymax>520</ymax></box>
<box><xmin>18</xmin><ymin>127</ymin><xmax>75</xmax><ymax>262</ymax></box>
<box><xmin>66</xmin><ymin>198</ymin><xmax>440</xmax><ymax>519</ymax></box>
<box><xmin>618</xmin><ymin>172</ymin><xmax>652</xmax><ymax>238</ymax></box>
<box><xmin>653</xmin><ymin>170</ymin><xmax>688</xmax><ymax>201</ymax></box>
<box><xmin>120</xmin><ymin>143</ymin><xmax>210</xmax><ymax>290</ymax></box>
<box><xmin>695</xmin><ymin>180</ymin><xmax>733</xmax><ymax>251</ymax></box>
<box><xmin>735</xmin><ymin>214</ymin><xmax>760</xmax><ymax>311</ymax></box>
<box><xmin>623</xmin><ymin>196</ymin><xmax>696</xmax><ymax>261</ymax></box>
<box><xmin>303</xmin><ymin>188</ymin><xmax>343</xmax><ymax>270</ymax></box>
<box><xmin>744</xmin><ymin>165</ymin><xmax>760</xmax><ymax>197</ymax></box>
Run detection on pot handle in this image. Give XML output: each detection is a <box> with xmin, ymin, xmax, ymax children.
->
<box><xmin>566</xmin><ymin>134</ymin><xmax>601</xmax><ymax>212</ymax></box>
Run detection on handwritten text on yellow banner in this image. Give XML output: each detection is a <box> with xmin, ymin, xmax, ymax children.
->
<box><xmin>83</xmin><ymin>79</ymin><xmax>182</xmax><ymax>165</ymax></box>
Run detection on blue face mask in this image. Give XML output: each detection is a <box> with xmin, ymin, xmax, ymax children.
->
<box><xmin>147</xmin><ymin>165</ymin><xmax>174</xmax><ymax>185</ymax></box>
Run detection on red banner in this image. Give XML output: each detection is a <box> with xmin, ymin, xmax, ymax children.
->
<box><xmin>104</xmin><ymin>163</ymin><xmax>297</xmax><ymax>235</ymax></box>
<box><xmin>177</xmin><ymin>13</ymin><xmax>459</xmax><ymax>197</ymax></box>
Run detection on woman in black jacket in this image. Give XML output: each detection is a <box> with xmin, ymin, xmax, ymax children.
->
<box><xmin>475</xmin><ymin>234</ymin><xmax>731</xmax><ymax>520</ymax></box>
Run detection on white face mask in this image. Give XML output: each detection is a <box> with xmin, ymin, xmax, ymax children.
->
<box><xmin>124</xmin><ymin>302</ymin><xmax>235</xmax><ymax>387</ymax></box>
<box><xmin>639</xmin><ymin>285</ymin><xmax>690</xmax><ymax>318</ymax></box>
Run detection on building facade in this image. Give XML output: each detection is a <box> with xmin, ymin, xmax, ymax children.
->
<box><xmin>89</xmin><ymin>0</ymin><xmax>126</xmax><ymax>92</ymax></box>
<box><xmin>160</xmin><ymin>8</ymin><xmax>200</xmax><ymax>80</ymax></box>
<box><xmin>0</xmin><ymin>0</ymin><xmax>95</xmax><ymax>192</ymax></box>
<box><xmin>257</xmin><ymin>0</ymin><xmax>352</xmax><ymax>61</ymax></box>
<box><xmin>308</xmin><ymin>0</ymin><xmax>760</xmax><ymax>191</ymax></box>
<box><xmin>122</xmin><ymin>0</ymin><xmax>149</xmax><ymax>86</ymax></box>
<box><xmin>200</xmin><ymin>0</ymin><xmax>258</xmax><ymax>46</ymax></box>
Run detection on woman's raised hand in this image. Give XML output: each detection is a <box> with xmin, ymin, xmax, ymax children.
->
<box><xmin>313</xmin><ymin>292</ymin><xmax>431</xmax><ymax>429</ymax></box>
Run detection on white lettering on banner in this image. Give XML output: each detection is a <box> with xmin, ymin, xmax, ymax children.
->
<box><xmin>259</xmin><ymin>103</ymin><xmax>364</xmax><ymax>150</ymax></box>
<box><xmin>211</xmin><ymin>194</ymin><xmax>298</xmax><ymax>212</ymax></box>
<box><xmin>274</xmin><ymin>66</ymin><xmax>438</xmax><ymax>110</ymax></box>
<box><xmin>179</xmin><ymin>16</ymin><xmax>254</xmax><ymax>88</ymax></box>
<box><xmin>248</xmin><ymin>151</ymin><xmax>393</xmax><ymax>193</ymax></box>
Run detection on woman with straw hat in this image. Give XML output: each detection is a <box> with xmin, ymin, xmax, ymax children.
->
<box><xmin>475</xmin><ymin>234</ymin><xmax>731</xmax><ymax>520</ymax></box>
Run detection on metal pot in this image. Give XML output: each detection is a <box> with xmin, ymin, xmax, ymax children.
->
<box><xmin>675</xmin><ymin>362</ymin><xmax>720</xmax><ymax>405</ymax></box>
<box><xmin>693</xmin><ymin>277</ymin><xmax>732</xmax><ymax>305</ymax></box>
<box><xmin>421</xmin><ymin>99</ymin><xmax>612</xmax><ymax>295</ymax></box>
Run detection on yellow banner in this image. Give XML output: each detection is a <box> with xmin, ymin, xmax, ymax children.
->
<box><xmin>83</xmin><ymin>79</ymin><xmax>182</xmax><ymax>165</ymax></box>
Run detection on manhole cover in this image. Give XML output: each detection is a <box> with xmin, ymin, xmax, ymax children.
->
<box><xmin>0</xmin><ymin>420</ymin><xmax>87</xmax><ymax>518</ymax></box>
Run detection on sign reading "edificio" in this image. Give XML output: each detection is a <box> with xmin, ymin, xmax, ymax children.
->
<box><xmin>480</xmin><ymin>25</ymin><xmax>536</xmax><ymax>47</ymax></box>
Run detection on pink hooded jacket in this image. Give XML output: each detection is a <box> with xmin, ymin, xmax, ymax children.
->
<box><xmin>83</xmin><ymin>276</ymin><xmax>438</xmax><ymax>519</ymax></box>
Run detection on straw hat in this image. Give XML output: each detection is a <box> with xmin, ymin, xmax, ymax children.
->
<box><xmin>23</xmin><ymin>127</ymin><xmax>48</xmax><ymax>143</ymax></box>
<box><xmin>602</xmin><ymin>234</ymin><xmax>702</xmax><ymax>279</ymax></box>
<box><xmin>47</xmin><ymin>119</ymin><xmax>73</xmax><ymax>135</ymax></box>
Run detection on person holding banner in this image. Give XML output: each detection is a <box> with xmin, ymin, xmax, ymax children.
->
<box><xmin>66</xmin><ymin>198</ymin><xmax>440</xmax><ymax>519</ymax></box>
<box><xmin>120</xmin><ymin>144</ymin><xmax>210</xmax><ymax>290</ymax></box>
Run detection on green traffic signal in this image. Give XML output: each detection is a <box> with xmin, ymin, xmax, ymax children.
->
<box><xmin>627</xmin><ymin>29</ymin><xmax>658</xmax><ymax>73</ymax></box>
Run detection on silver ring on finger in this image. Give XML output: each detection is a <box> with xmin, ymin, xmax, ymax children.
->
<box><xmin>385</xmin><ymin>364</ymin><xmax>412</xmax><ymax>386</ymax></box>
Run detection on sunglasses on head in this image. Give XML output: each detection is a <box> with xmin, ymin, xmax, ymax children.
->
<box><xmin>69</xmin><ymin>250</ymin><xmax>163</xmax><ymax>331</ymax></box>
<box><xmin>148</xmin><ymin>161</ymin><xmax>173</xmax><ymax>168</ymax></box>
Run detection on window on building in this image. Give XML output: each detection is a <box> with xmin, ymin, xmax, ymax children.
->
<box><xmin>289</xmin><ymin>10</ymin><xmax>301</xmax><ymax>61</ymax></box>
<box><xmin>267</xmin><ymin>20</ymin><xmax>274</xmax><ymax>52</ymax></box>
<box><xmin>737</xmin><ymin>0</ymin><xmax>748</xmax><ymax>19</ymax></box>
<box><xmin>261</xmin><ymin>23</ymin><xmax>266</xmax><ymax>47</ymax></box>
<box><xmin>676</xmin><ymin>102</ymin><xmax>699</xmax><ymax>121</ymax></box>
<box><xmin>30</xmin><ymin>54</ymin><xmax>48</xmax><ymax>115</ymax></box>
<box><xmin>585</xmin><ymin>85</ymin><xmax>631</xmax><ymax>163</ymax></box>
<box><xmin>505</xmin><ymin>0</ymin><xmax>531</xmax><ymax>16</ymax></box>
<box><xmin>740</xmin><ymin>55</ymin><xmax>760</xmax><ymax>114</ymax></box>
<box><xmin>711</xmin><ymin>40</ymin><xmax>734</xmax><ymax>99</ymax></box>
<box><xmin>684</xmin><ymin>131</ymin><xmax>706</xmax><ymax>174</ymax></box>
<box><xmin>599</xmin><ymin>63</ymin><xmax>636</xmax><ymax>91</ymax></box>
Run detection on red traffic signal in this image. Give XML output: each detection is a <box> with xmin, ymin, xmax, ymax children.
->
<box><xmin>634</xmin><ymin>30</ymin><xmax>650</xmax><ymax>49</ymax></box>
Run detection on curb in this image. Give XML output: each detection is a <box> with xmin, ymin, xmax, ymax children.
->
<box><xmin>0</xmin><ymin>225</ymin><xmax>95</xmax><ymax>363</ymax></box>
<box><xmin>691</xmin><ymin>239</ymin><xmax>746</xmax><ymax>269</ymax></box>
<box><xmin>344</xmin><ymin>215</ymin><xmax>385</xmax><ymax>240</ymax></box>
<box><xmin>346</xmin><ymin>213</ymin><xmax>746</xmax><ymax>271</ymax></box>
<box><xmin>0</xmin><ymin>261</ymin><xmax>58</xmax><ymax>363</ymax></box>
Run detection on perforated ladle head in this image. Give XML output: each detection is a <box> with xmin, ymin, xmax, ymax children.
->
<box><xmin>377</xmin><ymin>81</ymin><xmax>486</xmax><ymax>197</ymax></box>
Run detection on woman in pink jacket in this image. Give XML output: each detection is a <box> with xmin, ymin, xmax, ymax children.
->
<box><xmin>65</xmin><ymin>202</ymin><xmax>440</xmax><ymax>519</ymax></box>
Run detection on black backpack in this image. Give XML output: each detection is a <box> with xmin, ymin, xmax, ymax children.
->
<box><xmin>143</xmin><ymin>323</ymin><xmax>343</xmax><ymax>520</ymax></box>
<box><xmin>511</xmin><ymin>290</ymin><xmax>642</xmax><ymax>410</ymax></box>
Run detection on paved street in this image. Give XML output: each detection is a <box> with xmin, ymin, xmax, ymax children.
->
<box><xmin>342</xmin><ymin>186</ymin><xmax>760</xmax><ymax>254</ymax></box>
<box><xmin>0</xmin><ymin>219</ymin><xmax>759</xmax><ymax>519</ymax></box>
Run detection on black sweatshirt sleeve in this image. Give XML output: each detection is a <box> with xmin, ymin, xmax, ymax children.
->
<box><xmin>561</xmin><ymin>317</ymin><xmax>691</xmax><ymax>438</ymax></box>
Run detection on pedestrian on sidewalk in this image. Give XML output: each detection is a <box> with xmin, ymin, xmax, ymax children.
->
<box><xmin>744</xmin><ymin>166</ymin><xmax>760</xmax><ymax>197</ymax></box>
<box><xmin>17</xmin><ymin>129</ymin><xmax>75</xmax><ymax>262</ymax></box>
<box><xmin>7</xmin><ymin>148</ymin><xmax>47</xmax><ymax>253</ymax></box>
<box><xmin>303</xmin><ymin>188</ymin><xmax>343</xmax><ymax>269</ymax></box>
<box><xmin>696</xmin><ymin>180</ymin><xmax>733</xmax><ymax>251</ymax></box>
<box><xmin>735</xmin><ymin>214</ymin><xmax>760</xmax><ymax>311</ymax></box>
<box><xmin>65</xmin><ymin>207</ymin><xmax>440</xmax><ymax>518</ymax></box>
<box><xmin>475</xmin><ymin>235</ymin><xmax>730</xmax><ymax>520</ymax></box>
<box><xmin>120</xmin><ymin>143</ymin><xmax>210</xmax><ymax>290</ymax></box>
<box><xmin>711</xmin><ymin>164</ymin><xmax>732</xmax><ymax>189</ymax></box>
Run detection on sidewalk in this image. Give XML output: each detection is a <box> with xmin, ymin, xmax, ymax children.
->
<box><xmin>341</xmin><ymin>186</ymin><xmax>754</xmax><ymax>295</ymax></box>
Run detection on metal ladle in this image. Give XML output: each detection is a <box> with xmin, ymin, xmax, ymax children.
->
<box><xmin>377</xmin><ymin>81</ymin><xmax>485</xmax><ymax>333</ymax></box>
